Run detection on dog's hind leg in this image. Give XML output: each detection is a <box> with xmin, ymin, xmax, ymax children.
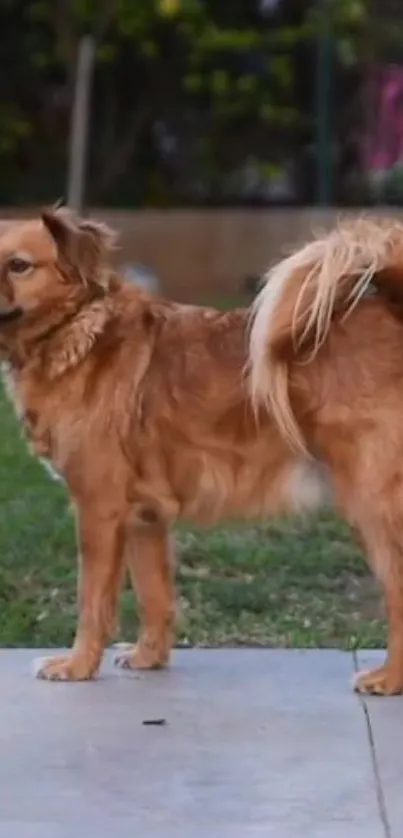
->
<box><xmin>353</xmin><ymin>520</ymin><xmax>403</xmax><ymax>695</ymax></box>
<box><xmin>115</xmin><ymin>523</ymin><xmax>176</xmax><ymax>670</ymax></box>
<box><xmin>336</xmin><ymin>456</ymin><xmax>403</xmax><ymax>696</ymax></box>
<box><xmin>34</xmin><ymin>503</ymin><xmax>127</xmax><ymax>681</ymax></box>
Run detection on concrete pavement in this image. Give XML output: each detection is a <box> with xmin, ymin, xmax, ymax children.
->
<box><xmin>0</xmin><ymin>648</ymin><xmax>399</xmax><ymax>837</ymax></box>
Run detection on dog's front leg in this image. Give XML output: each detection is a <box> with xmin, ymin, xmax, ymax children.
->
<box><xmin>34</xmin><ymin>503</ymin><xmax>127</xmax><ymax>681</ymax></box>
<box><xmin>115</xmin><ymin>523</ymin><xmax>176</xmax><ymax>671</ymax></box>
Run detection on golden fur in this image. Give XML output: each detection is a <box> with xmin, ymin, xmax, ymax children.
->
<box><xmin>1</xmin><ymin>209</ymin><xmax>403</xmax><ymax>694</ymax></box>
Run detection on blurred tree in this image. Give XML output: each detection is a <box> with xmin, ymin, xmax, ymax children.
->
<box><xmin>0</xmin><ymin>0</ymin><xmax>379</xmax><ymax>206</ymax></box>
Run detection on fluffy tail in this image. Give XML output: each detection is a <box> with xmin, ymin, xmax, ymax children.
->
<box><xmin>249</xmin><ymin>217</ymin><xmax>403</xmax><ymax>452</ymax></box>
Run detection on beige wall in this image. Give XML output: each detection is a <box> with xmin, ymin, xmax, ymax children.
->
<box><xmin>0</xmin><ymin>207</ymin><xmax>400</xmax><ymax>301</ymax></box>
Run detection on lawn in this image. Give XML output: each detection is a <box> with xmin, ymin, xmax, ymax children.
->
<box><xmin>0</xmin><ymin>383</ymin><xmax>386</xmax><ymax>650</ymax></box>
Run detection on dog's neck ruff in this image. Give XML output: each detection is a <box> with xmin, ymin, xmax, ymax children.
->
<box><xmin>4</xmin><ymin>297</ymin><xmax>110</xmax><ymax>379</ymax></box>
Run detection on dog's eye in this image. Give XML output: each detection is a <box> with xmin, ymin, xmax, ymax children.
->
<box><xmin>8</xmin><ymin>257</ymin><xmax>32</xmax><ymax>275</ymax></box>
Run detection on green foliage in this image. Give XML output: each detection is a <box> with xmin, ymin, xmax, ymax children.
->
<box><xmin>0</xmin><ymin>109</ymin><xmax>30</xmax><ymax>156</ymax></box>
<box><xmin>0</xmin><ymin>0</ymin><xmax>388</xmax><ymax>205</ymax></box>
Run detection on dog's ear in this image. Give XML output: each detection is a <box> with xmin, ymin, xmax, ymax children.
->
<box><xmin>41</xmin><ymin>207</ymin><xmax>118</xmax><ymax>288</ymax></box>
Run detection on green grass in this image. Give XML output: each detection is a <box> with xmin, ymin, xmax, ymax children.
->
<box><xmin>0</xmin><ymin>384</ymin><xmax>386</xmax><ymax>650</ymax></box>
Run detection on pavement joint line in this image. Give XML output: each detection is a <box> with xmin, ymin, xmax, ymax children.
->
<box><xmin>352</xmin><ymin>650</ymin><xmax>391</xmax><ymax>838</ymax></box>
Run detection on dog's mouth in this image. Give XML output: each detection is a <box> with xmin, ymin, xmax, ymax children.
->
<box><xmin>0</xmin><ymin>306</ymin><xmax>23</xmax><ymax>326</ymax></box>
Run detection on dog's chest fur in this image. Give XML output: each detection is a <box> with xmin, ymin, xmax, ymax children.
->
<box><xmin>1</xmin><ymin>362</ymin><xmax>63</xmax><ymax>482</ymax></box>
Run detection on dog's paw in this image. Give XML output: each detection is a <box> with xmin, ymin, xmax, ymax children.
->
<box><xmin>114</xmin><ymin>643</ymin><xmax>169</xmax><ymax>671</ymax></box>
<box><xmin>32</xmin><ymin>654</ymin><xmax>98</xmax><ymax>682</ymax></box>
<box><xmin>353</xmin><ymin>664</ymin><xmax>403</xmax><ymax>696</ymax></box>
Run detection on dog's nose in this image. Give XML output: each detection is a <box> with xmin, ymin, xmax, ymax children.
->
<box><xmin>0</xmin><ymin>300</ymin><xmax>23</xmax><ymax>325</ymax></box>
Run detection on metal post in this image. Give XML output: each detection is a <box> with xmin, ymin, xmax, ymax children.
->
<box><xmin>315</xmin><ymin>0</ymin><xmax>333</xmax><ymax>205</ymax></box>
<box><xmin>67</xmin><ymin>35</ymin><xmax>96</xmax><ymax>213</ymax></box>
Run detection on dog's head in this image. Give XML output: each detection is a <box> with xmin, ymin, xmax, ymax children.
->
<box><xmin>0</xmin><ymin>207</ymin><xmax>118</xmax><ymax>329</ymax></box>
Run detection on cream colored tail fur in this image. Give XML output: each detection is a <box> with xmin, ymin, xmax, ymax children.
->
<box><xmin>249</xmin><ymin>217</ymin><xmax>403</xmax><ymax>452</ymax></box>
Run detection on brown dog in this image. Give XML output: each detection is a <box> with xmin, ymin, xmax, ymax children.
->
<box><xmin>1</xmin><ymin>209</ymin><xmax>403</xmax><ymax>694</ymax></box>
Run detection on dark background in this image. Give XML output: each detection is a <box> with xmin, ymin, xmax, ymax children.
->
<box><xmin>0</xmin><ymin>0</ymin><xmax>401</xmax><ymax>209</ymax></box>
